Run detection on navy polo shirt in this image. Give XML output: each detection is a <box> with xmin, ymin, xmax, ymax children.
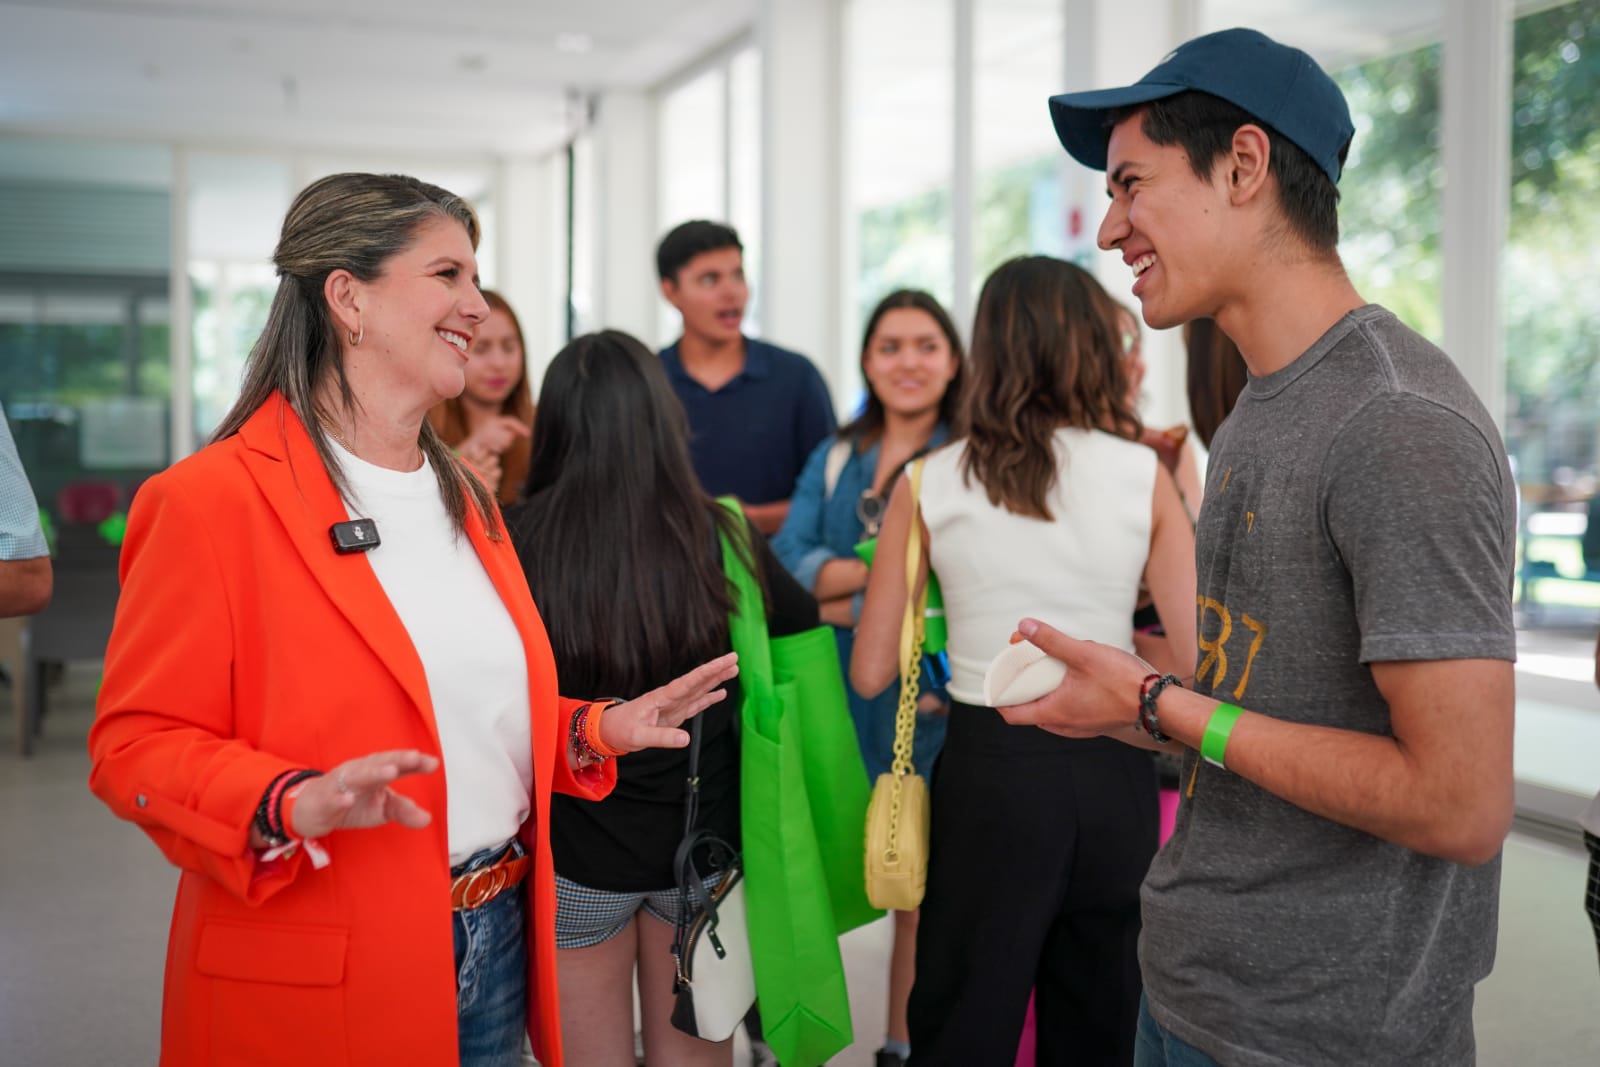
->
<box><xmin>659</xmin><ymin>336</ymin><xmax>837</xmax><ymax>505</ymax></box>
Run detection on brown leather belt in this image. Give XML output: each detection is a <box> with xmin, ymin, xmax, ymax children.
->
<box><xmin>450</xmin><ymin>847</ymin><xmax>531</xmax><ymax>911</ymax></box>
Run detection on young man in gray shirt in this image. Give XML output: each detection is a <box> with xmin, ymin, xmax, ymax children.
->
<box><xmin>1003</xmin><ymin>28</ymin><xmax>1516</xmax><ymax>1067</ymax></box>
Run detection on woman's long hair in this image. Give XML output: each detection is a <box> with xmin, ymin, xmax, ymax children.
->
<box><xmin>428</xmin><ymin>289</ymin><xmax>537</xmax><ymax>504</ymax></box>
<box><xmin>839</xmin><ymin>289</ymin><xmax>967</xmax><ymax>447</ymax></box>
<box><xmin>210</xmin><ymin>172</ymin><xmax>497</xmax><ymax>536</ymax></box>
<box><xmin>959</xmin><ymin>256</ymin><xmax>1140</xmax><ymax>519</ymax></box>
<box><xmin>510</xmin><ymin>330</ymin><xmax>755</xmax><ymax>695</ymax></box>
<box><xmin>1184</xmin><ymin>317</ymin><xmax>1249</xmax><ymax>449</ymax></box>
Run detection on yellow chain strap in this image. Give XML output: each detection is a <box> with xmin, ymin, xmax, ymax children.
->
<box><xmin>883</xmin><ymin>459</ymin><xmax>927</xmax><ymax>865</ymax></box>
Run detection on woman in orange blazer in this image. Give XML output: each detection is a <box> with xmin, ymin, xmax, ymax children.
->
<box><xmin>88</xmin><ymin>173</ymin><xmax>736</xmax><ymax>1067</ymax></box>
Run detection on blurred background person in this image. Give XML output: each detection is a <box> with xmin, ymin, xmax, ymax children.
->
<box><xmin>430</xmin><ymin>289</ymin><xmax>535</xmax><ymax>506</ymax></box>
<box><xmin>509</xmin><ymin>330</ymin><xmax>817</xmax><ymax>1067</ymax></box>
<box><xmin>0</xmin><ymin>402</ymin><xmax>52</xmax><ymax>618</ymax></box>
<box><xmin>852</xmin><ymin>256</ymin><xmax>1196</xmax><ymax>1066</ymax></box>
<box><xmin>1184</xmin><ymin>316</ymin><xmax>1251</xmax><ymax>452</ymax></box>
<box><xmin>1119</xmin><ymin>300</ymin><xmax>1201</xmax><ymax>512</ymax></box>
<box><xmin>772</xmin><ymin>288</ymin><xmax>965</xmax><ymax>1067</ymax></box>
<box><xmin>656</xmin><ymin>220</ymin><xmax>836</xmax><ymax>534</ymax></box>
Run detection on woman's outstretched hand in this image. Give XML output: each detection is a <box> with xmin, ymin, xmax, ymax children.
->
<box><xmin>285</xmin><ymin>749</ymin><xmax>440</xmax><ymax>840</ymax></box>
<box><xmin>598</xmin><ymin>652</ymin><xmax>740</xmax><ymax>753</ymax></box>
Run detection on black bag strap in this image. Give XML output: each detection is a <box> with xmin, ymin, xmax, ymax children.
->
<box><xmin>671</xmin><ymin>713</ymin><xmax>741</xmax><ymax>984</ymax></box>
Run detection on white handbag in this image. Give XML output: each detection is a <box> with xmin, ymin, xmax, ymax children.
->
<box><xmin>669</xmin><ymin>853</ymin><xmax>756</xmax><ymax>1041</ymax></box>
<box><xmin>668</xmin><ymin>715</ymin><xmax>757</xmax><ymax>1042</ymax></box>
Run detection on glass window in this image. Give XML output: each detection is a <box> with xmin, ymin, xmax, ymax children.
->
<box><xmin>657</xmin><ymin>66</ymin><xmax>730</xmax><ymax>342</ymax></box>
<box><xmin>188</xmin><ymin>154</ymin><xmax>292</xmax><ymax>444</ymax></box>
<box><xmin>1502</xmin><ymin>0</ymin><xmax>1600</xmax><ymax>801</ymax></box>
<box><xmin>658</xmin><ymin>67</ymin><xmax>729</xmax><ymax>231</ymax></box>
<box><xmin>1333</xmin><ymin>45</ymin><xmax>1444</xmax><ymax>345</ymax></box>
<box><xmin>973</xmin><ymin>0</ymin><xmax>1067</xmax><ymax>304</ymax></box>
<box><xmin>729</xmin><ymin>46</ymin><xmax>765</xmax><ymax>335</ymax></box>
<box><xmin>847</xmin><ymin>0</ymin><xmax>956</xmax><ymax>334</ymax></box>
<box><xmin>0</xmin><ymin>137</ymin><xmax>173</xmax><ymax>536</ymax></box>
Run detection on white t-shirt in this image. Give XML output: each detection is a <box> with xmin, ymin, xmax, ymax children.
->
<box><xmin>333</xmin><ymin>443</ymin><xmax>532</xmax><ymax>865</ymax></box>
<box><xmin>918</xmin><ymin>427</ymin><xmax>1156</xmax><ymax>707</ymax></box>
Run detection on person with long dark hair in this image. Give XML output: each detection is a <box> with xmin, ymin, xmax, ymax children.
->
<box><xmin>429</xmin><ymin>289</ymin><xmax>536</xmax><ymax>505</ymax></box>
<box><xmin>852</xmin><ymin>255</ymin><xmax>1197</xmax><ymax>1064</ymax></box>
<box><xmin>87</xmin><ymin>173</ymin><xmax>735</xmax><ymax>1067</ymax></box>
<box><xmin>771</xmin><ymin>288</ymin><xmax>964</xmax><ymax>1067</ymax></box>
<box><xmin>508</xmin><ymin>330</ymin><xmax>817</xmax><ymax>1067</ymax></box>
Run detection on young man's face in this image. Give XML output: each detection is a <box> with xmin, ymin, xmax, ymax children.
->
<box><xmin>1097</xmin><ymin>112</ymin><xmax>1232</xmax><ymax>331</ymax></box>
<box><xmin>661</xmin><ymin>246</ymin><xmax>748</xmax><ymax>346</ymax></box>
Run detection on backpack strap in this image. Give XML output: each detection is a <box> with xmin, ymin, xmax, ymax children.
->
<box><xmin>822</xmin><ymin>437</ymin><xmax>852</xmax><ymax>503</ymax></box>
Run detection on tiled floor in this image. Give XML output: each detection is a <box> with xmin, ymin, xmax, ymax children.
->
<box><xmin>3</xmin><ymin>665</ymin><xmax>1598</xmax><ymax>1065</ymax></box>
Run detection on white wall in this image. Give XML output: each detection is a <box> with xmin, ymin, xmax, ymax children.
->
<box><xmin>594</xmin><ymin>91</ymin><xmax>660</xmax><ymax>346</ymax></box>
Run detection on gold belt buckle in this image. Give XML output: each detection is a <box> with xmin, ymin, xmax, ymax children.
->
<box><xmin>454</xmin><ymin>862</ymin><xmax>507</xmax><ymax>911</ymax></box>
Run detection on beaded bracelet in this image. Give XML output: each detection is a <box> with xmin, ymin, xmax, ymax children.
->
<box><xmin>570</xmin><ymin>703</ymin><xmax>603</xmax><ymax>765</ymax></box>
<box><xmin>584</xmin><ymin>701</ymin><xmax>627</xmax><ymax>759</ymax></box>
<box><xmin>253</xmin><ymin>769</ymin><xmax>300</xmax><ymax>847</ymax></box>
<box><xmin>571</xmin><ymin>701</ymin><xmax>627</xmax><ymax>765</ymax></box>
<box><xmin>1138</xmin><ymin>673</ymin><xmax>1182</xmax><ymax>744</ymax></box>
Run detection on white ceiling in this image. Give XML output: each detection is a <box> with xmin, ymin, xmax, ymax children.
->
<box><xmin>0</xmin><ymin>0</ymin><xmax>754</xmax><ymax>159</ymax></box>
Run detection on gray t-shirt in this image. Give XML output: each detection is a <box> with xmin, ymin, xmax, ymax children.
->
<box><xmin>1142</xmin><ymin>305</ymin><xmax>1516</xmax><ymax>1066</ymax></box>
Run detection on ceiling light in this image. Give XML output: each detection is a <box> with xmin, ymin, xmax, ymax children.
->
<box><xmin>556</xmin><ymin>32</ymin><xmax>593</xmax><ymax>54</ymax></box>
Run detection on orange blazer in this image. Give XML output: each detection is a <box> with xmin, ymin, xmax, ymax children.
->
<box><xmin>88</xmin><ymin>394</ymin><xmax>614</xmax><ymax>1067</ymax></box>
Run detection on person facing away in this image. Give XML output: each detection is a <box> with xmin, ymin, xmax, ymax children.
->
<box><xmin>0</xmin><ymin>402</ymin><xmax>52</xmax><ymax>617</ymax></box>
<box><xmin>1182</xmin><ymin>316</ymin><xmax>1249</xmax><ymax>452</ymax></box>
<box><xmin>428</xmin><ymin>288</ymin><xmax>535</xmax><ymax>506</ymax></box>
<box><xmin>86</xmin><ymin>172</ymin><xmax>736</xmax><ymax>1067</ymax></box>
<box><xmin>997</xmin><ymin>27</ymin><xmax>1518</xmax><ymax>1067</ymax></box>
<box><xmin>656</xmin><ymin>219</ymin><xmax>837</xmax><ymax>535</ymax></box>
<box><xmin>770</xmin><ymin>288</ymin><xmax>966</xmax><ymax>1067</ymax></box>
<box><xmin>851</xmin><ymin>255</ymin><xmax>1198</xmax><ymax>1066</ymax></box>
<box><xmin>505</xmin><ymin>329</ymin><xmax>817</xmax><ymax>1067</ymax></box>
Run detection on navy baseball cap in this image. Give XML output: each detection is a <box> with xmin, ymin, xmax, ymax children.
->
<box><xmin>1048</xmin><ymin>28</ymin><xmax>1355</xmax><ymax>185</ymax></box>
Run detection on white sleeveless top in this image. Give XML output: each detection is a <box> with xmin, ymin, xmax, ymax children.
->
<box><xmin>918</xmin><ymin>427</ymin><xmax>1156</xmax><ymax>707</ymax></box>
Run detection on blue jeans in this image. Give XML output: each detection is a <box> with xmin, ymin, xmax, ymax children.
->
<box><xmin>1134</xmin><ymin>995</ymin><xmax>1224</xmax><ymax>1067</ymax></box>
<box><xmin>453</xmin><ymin>843</ymin><xmax>529</xmax><ymax>1067</ymax></box>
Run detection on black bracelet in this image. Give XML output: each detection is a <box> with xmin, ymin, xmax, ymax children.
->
<box><xmin>253</xmin><ymin>769</ymin><xmax>299</xmax><ymax>847</ymax></box>
<box><xmin>1139</xmin><ymin>673</ymin><xmax>1182</xmax><ymax>744</ymax></box>
<box><xmin>269</xmin><ymin>770</ymin><xmax>324</xmax><ymax>841</ymax></box>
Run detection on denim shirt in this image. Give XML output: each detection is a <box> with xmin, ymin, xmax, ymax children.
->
<box><xmin>771</xmin><ymin>423</ymin><xmax>950</xmax><ymax>617</ymax></box>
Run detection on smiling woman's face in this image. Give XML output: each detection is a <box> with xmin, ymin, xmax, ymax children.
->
<box><xmin>862</xmin><ymin>307</ymin><xmax>959</xmax><ymax>420</ymax></box>
<box><xmin>462</xmin><ymin>307</ymin><xmax>523</xmax><ymax>409</ymax></box>
<box><xmin>347</xmin><ymin>216</ymin><xmax>488</xmax><ymax>409</ymax></box>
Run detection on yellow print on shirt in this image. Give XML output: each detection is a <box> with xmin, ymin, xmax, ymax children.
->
<box><xmin>1196</xmin><ymin>597</ymin><xmax>1268</xmax><ymax>701</ymax></box>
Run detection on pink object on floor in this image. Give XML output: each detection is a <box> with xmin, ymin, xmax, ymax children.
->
<box><xmin>1014</xmin><ymin>789</ymin><xmax>1182</xmax><ymax>1066</ymax></box>
<box><xmin>1016</xmin><ymin>994</ymin><xmax>1037</xmax><ymax>1067</ymax></box>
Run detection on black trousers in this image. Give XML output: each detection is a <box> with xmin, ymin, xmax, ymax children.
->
<box><xmin>908</xmin><ymin>704</ymin><xmax>1159</xmax><ymax>1067</ymax></box>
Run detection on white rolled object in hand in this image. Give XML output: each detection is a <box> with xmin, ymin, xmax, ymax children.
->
<box><xmin>983</xmin><ymin>640</ymin><xmax>1068</xmax><ymax>707</ymax></box>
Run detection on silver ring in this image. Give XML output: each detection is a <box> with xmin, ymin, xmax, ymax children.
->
<box><xmin>336</xmin><ymin>770</ymin><xmax>352</xmax><ymax>795</ymax></box>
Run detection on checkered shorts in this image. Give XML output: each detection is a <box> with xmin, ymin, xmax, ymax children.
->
<box><xmin>1585</xmin><ymin>833</ymin><xmax>1600</xmax><ymax>955</ymax></box>
<box><xmin>553</xmin><ymin>872</ymin><xmax>722</xmax><ymax>950</ymax></box>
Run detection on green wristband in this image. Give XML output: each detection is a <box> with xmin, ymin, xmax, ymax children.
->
<box><xmin>1201</xmin><ymin>703</ymin><xmax>1245</xmax><ymax>769</ymax></box>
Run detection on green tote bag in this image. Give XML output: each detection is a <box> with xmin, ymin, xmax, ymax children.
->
<box><xmin>717</xmin><ymin>501</ymin><xmax>880</xmax><ymax>1067</ymax></box>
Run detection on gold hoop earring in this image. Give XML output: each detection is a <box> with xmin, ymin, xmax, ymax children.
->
<box><xmin>348</xmin><ymin>322</ymin><xmax>363</xmax><ymax>347</ymax></box>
